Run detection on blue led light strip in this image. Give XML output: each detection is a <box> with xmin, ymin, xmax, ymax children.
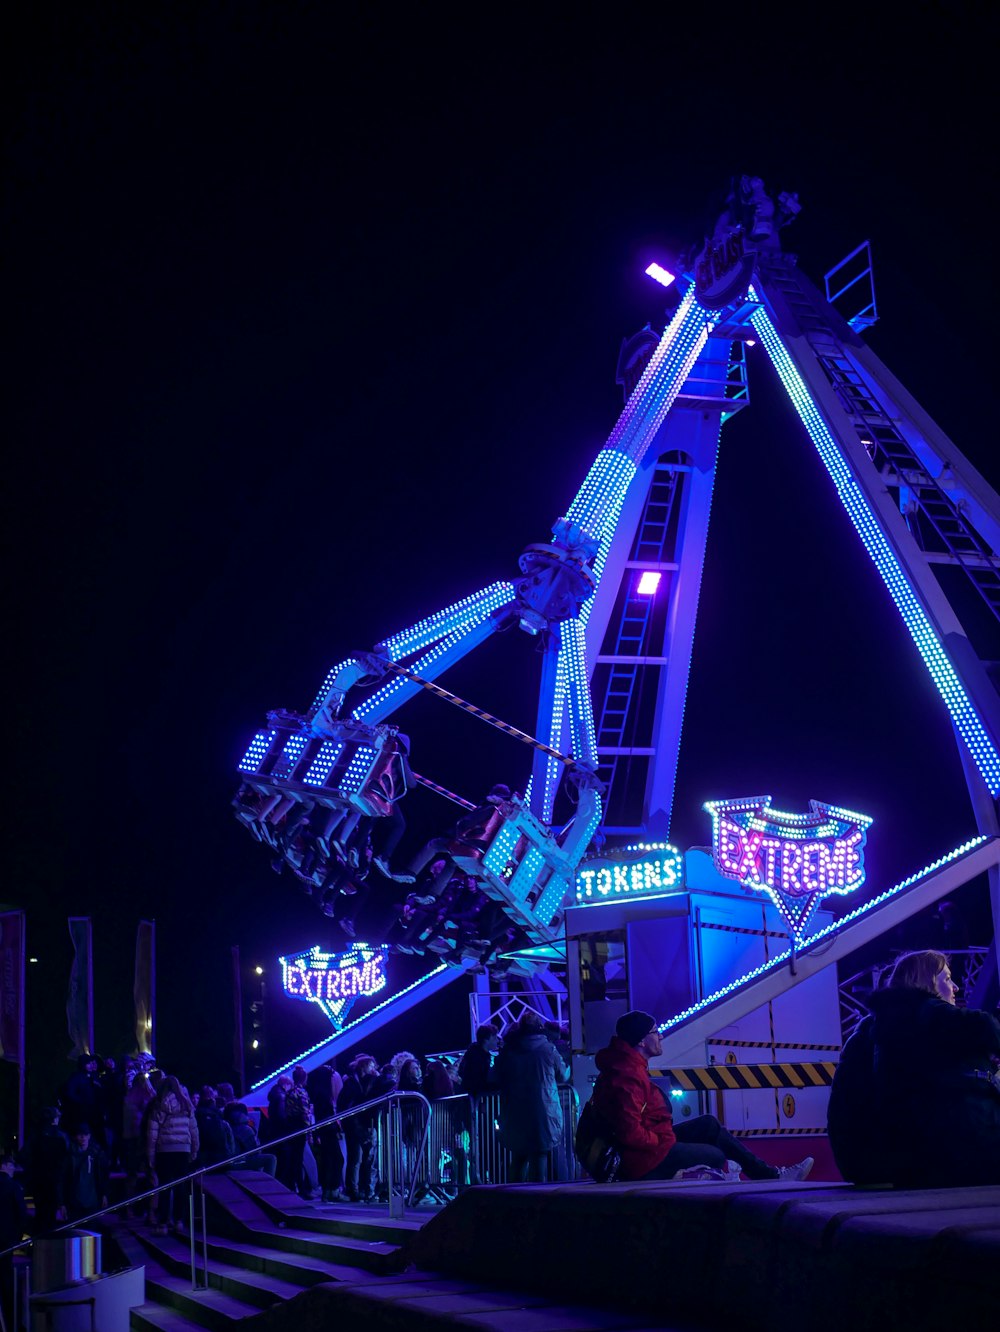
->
<box><xmin>340</xmin><ymin>746</ymin><xmax>375</xmax><ymax>795</ymax></box>
<box><xmin>659</xmin><ymin>835</ymin><xmax>988</xmax><ymax>1032</ymax></box>
<box><xmin>302</xmin><ymin>740</ymin><xmax>344</xmax><ymax>787</ymax></box>
<box><xmin>354</xmin><ymin>625</ymin><xmax>487</xmax><ymax>720</ymax></box>
<box><xmin>250</xmin><ymin>964</ymin><xmax>450</xmax><ymax>1089</ymax></box>
<box><xmin>238</xmin><ymin>730</ymin><xmax>276</xmax><ymax>774</ymax></box>
<box><xmin>751</xmin><ymin>295</ymin><xmax>1000</xmax><ymax>797</ymax></box>
<box><xmin>381</xmin><ymin>582</ymin><xmax>515</xmax><ymax>660</ymax></box>
<box><xmin>607</xmin><ymin>291</ymin><xmax>709</xmax><ymax>458</ymax></box>
<box><xmin>535</xmin><ymin>648</ymin><xmax>570</xmax><ymax>823</ymax></box>
<box><xmin>563</xmin><ymin>618</ymin><xmax>598</xmax><ymax>767</ymax></box>
<box><xmin>309</xmin><ymin>659</ymin><xmax>361</xmax><ymax>719</ymax></box>
<box><xmin>580</xmin><ymin>474</ymin><xmax>633</xmax><ymax>626</ymax></box>
<box><xmin>564</xmin><ymin>290</ymin><xmax>709</xmax><ymax>537</ymax></box>
<box><xmin>535</xmin><ymin>463</ymin><xmax>631</xmax><ymax>823</ymax></box>
<box><xmin>565</xmin><ymin>450</ymin><xmax>637</xmax><ymax>537</ymax></box>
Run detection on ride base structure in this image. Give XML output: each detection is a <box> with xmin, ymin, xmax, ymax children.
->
<box><xmin>235</xmin><ymin>180</ymin><xmax>1000</xmax><ymax>1122</ymax></box>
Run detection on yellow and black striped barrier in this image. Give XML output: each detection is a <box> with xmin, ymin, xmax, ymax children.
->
<box><xmin>650</xmin><ymin>1061</ymin><xmax>837</xmax><ymax>1092</ymax></box>
<box><xmin>706</xmin><ymin>1039</ymin><xmax>841</xmax><ymax>1052</ymax></box>
<box><xmin>735</xmin><ymin>1127</ymin><xmax>826</xmax><ymax>1137</ymax></box>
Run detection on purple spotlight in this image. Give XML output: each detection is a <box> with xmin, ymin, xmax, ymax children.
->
<box><xmin>644</xmin><ymin>262</ymin><xmax>676</xmax><ymax>289</ymax></box>
<box><xmin>637</xmin><ymin>571</ymin><xmax>661</xmax><ymax>595</ymax></box>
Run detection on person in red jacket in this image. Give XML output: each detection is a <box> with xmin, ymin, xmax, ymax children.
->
<box><xmin>592</xmin><ymin>1011</ymin><xmax>813</xmax><ymax>1181</ymax></box>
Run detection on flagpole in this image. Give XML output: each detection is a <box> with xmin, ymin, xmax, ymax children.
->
<box><xmin>232</xmin><ymin>946</ymin><xmax>245</xmax><ymax>1096</ymax></box>
<box><xmin>86</xmin><ymin>918</ymin><xmax>94</xmax><ymax>1056</ymax></box>
<box><xmin>150</xmin><ymin>920</ymin><xmax>156</xmax><ymax>1059</ymax></box>
<box><xmin>17</xmin><ymin>913</ymin><xmax>25</xmax><ymax>1146</ymax></box>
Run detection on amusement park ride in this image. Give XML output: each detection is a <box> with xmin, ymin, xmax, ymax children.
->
<box><xmin>235</xmin><ymin>179</ymin><xmax>1000</xmax><ymax>1127</ymax></box>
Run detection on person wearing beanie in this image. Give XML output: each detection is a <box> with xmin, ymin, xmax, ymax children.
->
<box><xmin>591</xmin><ymin>1011</ymin><xmax>813</xmax><ymax>1182</ymax></box>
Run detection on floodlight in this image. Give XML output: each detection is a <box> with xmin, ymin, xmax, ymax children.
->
<box><xmin>644</xmin><ymin>262</ymin><xmax>676</xmax><ymax>288</ymax></box>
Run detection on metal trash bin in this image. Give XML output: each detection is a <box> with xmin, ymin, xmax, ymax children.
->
<box><xmin>31</xmin><ymin>1231</ymin><xmax>101</xmax><ymax>1296</ymax></box>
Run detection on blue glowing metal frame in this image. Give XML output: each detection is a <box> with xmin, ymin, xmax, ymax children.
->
<box><xmin>750</xmin><ymin>291</ymin><xmax>1000</xmax><ymax>797</ymax></box>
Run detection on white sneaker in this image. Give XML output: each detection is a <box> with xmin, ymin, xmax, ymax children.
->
<box><xmin>776</xmin><ymin>1156</ymin><xmax>814</xmax><ymax>1181</ymax></box>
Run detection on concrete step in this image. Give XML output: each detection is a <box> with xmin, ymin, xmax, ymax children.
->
<box><xmin>202</xmin><ymin>1232</ymin><xmax>397</xmax><ymax>1286</ymax></box>
<box><xmin>237</xmin><ymin>1277</ymin><xmax>693</xmax><ymax>1329</ymax></box>
<box><xmin>217</xmin><ymin>1169</ymin><xmax>425</xmax><ymax>1240</ymax></box>
<box><xmin>248</xmin><ymin>1222</ymin><xmax>400</xmax><ymax>1272</ymax></box>
<box><xmin>131</xmin><ymin>1304</ymin><xmax>214</xmax><ymax>1332</ymax></box>
<box><xmin>136</xmin><ymin>1231</ymin><xmax>306</xmax><ymax>1307</ymax></box>
<box><xmin>199</xmin><ymin>1174</ymin><xmax>403</xmax><ymax>1273</ymax></box>
<box><xmin>141</xmin><ymin>1269</ymin><xmax>265</xmax><ymax>1330</ymax></box>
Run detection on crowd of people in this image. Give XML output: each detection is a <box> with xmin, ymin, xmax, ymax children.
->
<box><xmin>9</xmin><ymin>944</ymin><xmax>996</xmax><ymax>1267</ymax></box>
<box><xmin>19</xmin><ymin>1059</ymin><xmax>284</xmax><ymax>1236</ymax></box>
<box><xmin>10</xmin><ymin>1013</ymin><xmax>579</xmax><ymax>1241</ymax></box>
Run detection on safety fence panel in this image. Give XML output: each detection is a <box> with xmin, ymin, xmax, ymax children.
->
<box><xmin>415</xmin><ymin>1088</ymin><xmax>581</xmax><ymax>1193</ymax></box>
<box><xmin>360</xmin><ymin>1089</ymin><xmax>582</xmax><ymax>1199</ymax></box>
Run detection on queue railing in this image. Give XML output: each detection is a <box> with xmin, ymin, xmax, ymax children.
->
<box><xmin>1</xmin><ymin>1089</ymin><xmax>432</xmax><ymax>1298</ymax></box>
<box><xmin>423</xmin><ymin>1085</ymin><xmax>580</xmax><ymax>1190</ymax></box>
<box><xmin>3</xmin><ymin>1082</ymin><xmax>580</xmax><ymax>1309</ymax></box>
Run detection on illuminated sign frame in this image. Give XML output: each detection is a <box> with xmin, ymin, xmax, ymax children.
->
<box><xmin>279</xmin><ymin>942</ymin><xmax>389</xmax><ymax>1031</ymax></box>
<box><xmin>704</xmin><ymin>795</ymin><xmax>872</xmax><ymax>939</ymax></box>
<box><xmin>575</xmin><ymin>842</ymin><xmax>684</xmax><ymax>905</ymax></box>
<box><xmin>693</xmin><ymin>226</ymin><xmax>756</xmax><ymax>308</ymax></box>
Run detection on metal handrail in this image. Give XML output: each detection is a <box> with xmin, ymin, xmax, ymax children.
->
<box><xmin>2</xmin><ymin>1089</ymin><xmax>432</xmax><ymax>1291</ymax></box>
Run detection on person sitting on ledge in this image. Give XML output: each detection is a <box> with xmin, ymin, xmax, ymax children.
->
<box><xmin>592</xmin><ymin>1011</ymin><xmax>813</xmax><ymax>1182</ymax></box>
<box><xmin>828</xmin><ymin>948</ymin><xmax>1000</xmax><ymax>1187</ymax></box>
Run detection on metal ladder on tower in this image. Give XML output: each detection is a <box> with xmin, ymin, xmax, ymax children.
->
<box><xmin>594</xmin><ymin>467</ymin><xmax>681</xmax><ymax>828</ymax></box>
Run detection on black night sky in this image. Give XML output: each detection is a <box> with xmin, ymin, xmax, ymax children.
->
<box><xmin>4</xmin><ymin>4</ymin><xmax>997</xmax><ymax>1111</ymax></box>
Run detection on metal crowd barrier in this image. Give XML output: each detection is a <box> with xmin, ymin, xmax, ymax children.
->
<box><xmin>389</xmin><ymin>1086</ymin><xmax>580</xmax><ymax>1195</ymax></box>
<box><xmin>3</xmin><ymin>1084</ymin><xmax>584</xmax><ymax>1311</ymax></box>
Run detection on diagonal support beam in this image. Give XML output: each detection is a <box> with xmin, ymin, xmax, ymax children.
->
<box><xmin>656</xmin><ymin>835</ymin><xmax>1000</xmax><ymax>1065</ymax></box>
<box><xmin>750</xmin><ymin>290</ymin><xmax>1000</xmax><ymax>797</ymax></box>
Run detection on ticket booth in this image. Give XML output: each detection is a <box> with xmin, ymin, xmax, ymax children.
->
<box><xmin>565</xmin><ymin>843</ymin><xmax>841</xmax><ymax>1137</ymax></box>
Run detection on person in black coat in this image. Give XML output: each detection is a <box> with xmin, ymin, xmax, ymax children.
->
<box><xmin>828</xmin><ymin>949</ymin><xmax>1000</xmax><ymax>1186</ymax></box>
<box><xmin>0</xmin><ymin>1154</ymin><xmax>28</xmax><ymax>1331</ymax></box>
<box><xmin>23</xmin><ymin>1106</ymin><xmax>68</xmax><ymax>1232</ymax></box>
<box><xmin>305</xmin><ymin>1064</ymin><xmax>347</xmax><ymax>1201</ymax></box>
<box><xmin>338</xmin><ymin>1054</ymin><xmax>393</xmax><ymax>1201</ymax></box>
<box><xmin>195</xmin><ymin>1088</ymin><xmax>236</xmax><ymax>1168</ymax></box>
<box><xmin>457</xmin><ymin>1025</ymin><xmax>500</xmax><ymax>1098</ymax></box>
<box><xmin>494</xmin><ymin>1011</ymin><xmax>569</xmax><ymax>1183</ymax></box>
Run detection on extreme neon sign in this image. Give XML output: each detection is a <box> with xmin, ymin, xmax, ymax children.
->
<box><xmin>279</xmin><ymin>942</ymin><xmax>389</xmax><ymax>1031</ymax></box>
<box><xmin>704</xmin><ymin>796</ymin><xmax>873</xmax><ymax>939</ymax></box>
<box><xmin>575</xmin><ymin>843</ymin><xmax>684</xmax><ymax>904</ymax></box>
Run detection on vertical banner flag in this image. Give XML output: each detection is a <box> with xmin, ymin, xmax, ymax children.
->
<box><xmin>66</xmin><ymin>917</ymin><xmax>94</xmax><ymax>1058</ymax></box>
<box><xmin>0</xmin><ymin>911</ymin><xmax>25</xmax><ymax>1062</ymax></box>
<box><xmin>134</xmin><ymin>920</ymin><xmax>155</xmax><ymax>1056</ymax></box>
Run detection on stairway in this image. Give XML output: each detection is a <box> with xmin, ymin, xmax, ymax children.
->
<box><xmin>108</xmin><ymin>1170</ymin><xmax>420</xmax><ymax>1330</ymax></box>
<box><xmin>111</xmin><ymin>1171</ymin><xmax>698</xmax><ymax>1330</ymax></box>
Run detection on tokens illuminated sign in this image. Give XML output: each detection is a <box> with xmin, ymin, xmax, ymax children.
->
<box><xmin>704</xmin><ymin>796</ymin><xmax>872</xmax><ymax>938</ymax></box>
<box><xmin>279</xmin><ymin>942</ymin><xmax>389</xmax><ymax>1031</ymax></box>
<box><xmin>575</xmin><ymin>843</ymin><xmax>684</xmax><ymax>905</ymax></box>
